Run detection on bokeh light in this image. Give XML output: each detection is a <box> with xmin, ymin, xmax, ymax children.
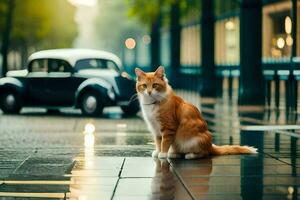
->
<box><xmin>276</xmin><ymin>37</ymin><xmax>285</xmax><ymax>49</ymax></box>
<box><xmin>125</xmin><ymin>38</ymin><xmax>136</xmax><ymax>49</ymax></box>
<box><xmin>285</xmin><ymin>16</ymin><xmax>292</xmax><ymax>34</ymax></box>
<box><xmin>286</xmin><ymin>35</ymin><xmax>293</xmax><ymax>46</ymax></box>
<box><xmin>69</xmin><ymin>0</ymin><xmax>97</xmax><ymax>7</ymax></box>
<box><xmin>142</xmin><ymin>35</ymin><xmax>151</xmax><ymax>45</ymax></box>
<box><xmin>225</xmin><ymin>20</ymin><xmax>235</xmax><ymax>30</ymax></box>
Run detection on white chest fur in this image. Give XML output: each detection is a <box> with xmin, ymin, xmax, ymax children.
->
<box><xmin>140</xmin><ymin>103</ymin><xmax>161</xmax><ymax>136</ymax></box>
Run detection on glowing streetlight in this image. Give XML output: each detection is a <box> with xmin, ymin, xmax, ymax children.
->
<box><xmin>225</xmin><ymin>20</ymin><xmax>235</xmax><ymax>30</ymax></box>
<box><xmin>285</xmin><ymin>16</ymin><xmax>292</xmax><ymax>34</ymax></box>
<box><xmin>288</xmin><ymin>186</ymin><xmax>294</xmax><ymax>194</ymax></box>
<box><xmin>125</xmin><ymin>38</ymin><xmax>136</xmax><ymax>49</ymax></box>
<box><xmin>276</xmin><ymin>37</ymin><xmax>285</xmax><ymax>49</ymax></box>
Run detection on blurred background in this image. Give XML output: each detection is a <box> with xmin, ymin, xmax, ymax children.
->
<box><xmin>0</xmin><ymin>0</ymin><xmax>299</xmax><ymax>109</ymax></box>
<box><xmin>0</xmin><ymin>0</ymin><xmax>148</xmax><ymax>74</ymax></box>
<box><xmin>0</xmin><ymin>2</ymin><xmax>299</xmax><ymax>199</ymax></box>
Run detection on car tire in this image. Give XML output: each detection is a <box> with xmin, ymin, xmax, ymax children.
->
<box><xmin>80</xmin><ymin>91</ymin><xmax>103</xmax><ymax>117</ymax></box>
<box><xmin>121</xmin><ymin>99</ymin><xmax>140</xmax><ymax>116</ymax></box>
<box><xmin>0</xmin><ymin>90</ymin><xmax>21</xmax><ymax>114</ymax></box>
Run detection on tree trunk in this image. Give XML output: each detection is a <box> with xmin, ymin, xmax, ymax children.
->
<box><xmin>1</xmin><ymin>0</ymin><xmax>15</xmax><ymax>77</ymax></box>
<box><xmin>20</xmin><ymin>46</ymin><xmax>28</xmax><ymax>68</ymax></box>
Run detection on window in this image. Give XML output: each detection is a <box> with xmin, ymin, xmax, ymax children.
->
<box><xmin>214</xmin><ymin>0</ymin><xmax>240</xmax><ymax>66</ymax></box>
<box><xmin>214</xmin><ymin>17</ymin><xmax>240</xmax><ymax>66</ymax></box>
<box><xmin>263</xmin><ymin>0</ymin><xmax>292</xmax><ymax>62</ymax></box>
<box><xmin>160</xmin><ymin>30</ymin><xmax>171</xmax><ymax>68</ymax></box>
<box><xmin>74</xmin><ymin>59</ymin><xmax>118</xmax><ymax>71</ymax></box>
<box><xmin>180</xmin><ymin>24</ymin><xmax>201</xmax><ymax>67</ymax></box>
<box><xmin>107</xmin><ymin>60</ymin><xmax>119</xmax><ymax>71</ymax></box>
<box><xmin>30</xmin><ymin>59</ymin><xmax>47</xmax><ymax>72</ymax></box>
<box><xmin>48</xmin><ymin>59</ymin><xmax>72</xmax><ymax>73</ymax></box>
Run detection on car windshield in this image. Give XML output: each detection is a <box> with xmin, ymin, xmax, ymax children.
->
<box><xmin>74</xmin><ymin>58</ymin><xmax>119</xmax><ymax>72</ymax></box>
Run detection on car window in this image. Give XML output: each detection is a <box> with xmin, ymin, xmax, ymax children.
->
<box><xmin>74</xmin><ymin>59</ymin><xmax>119</xmax><ymax>72</ymax></box>
<box><xmin>107</xmin><ymin>60</ymin><xmax>119</xmax><ymax>71</ymax></box>
<box><xmin>30</xmin><ymin>59</ymin><xmax>47</xmax><ymax>72</ymax></box>
<box><xmin>48</xmin><ymin>59</ymin><xmax>72</xmax><ymax>73</ymax></box>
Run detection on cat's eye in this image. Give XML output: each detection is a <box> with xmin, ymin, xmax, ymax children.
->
<box><xmin>140</xmin><ymin>84</ymin><xmax>147</xmax><ymax>89</ymax></box>
<box><xmin>153</xmin><ymin>83</ymin><xmax>160</xmax><ymax>88</ymax></box>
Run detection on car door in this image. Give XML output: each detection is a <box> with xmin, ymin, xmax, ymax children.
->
<box><xmin>26</xmin><ymin>59</ymin><xmax>49</xmax><ymax>106</ymax></box>
<box><xmin>46</xmin><ymin>59</ymin><xmax>82</xmax><ymax>106</ymax></box>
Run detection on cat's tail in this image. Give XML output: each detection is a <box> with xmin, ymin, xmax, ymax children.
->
<box><xmin>210</xmin><ymin>144</ymin><xmax>257</xmax><ymax>155</ymax></box>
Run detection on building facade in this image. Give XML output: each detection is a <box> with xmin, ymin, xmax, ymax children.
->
<box><xmin>123</xmin><ymin>0</ymin><xmax>300</xmax><ymax>108</ymax></box>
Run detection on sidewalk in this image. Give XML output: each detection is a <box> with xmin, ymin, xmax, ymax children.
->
<box><xmin>0</xmin><ymin>96</ymin><xmax>299</xmax><ymax>199</ymax></box>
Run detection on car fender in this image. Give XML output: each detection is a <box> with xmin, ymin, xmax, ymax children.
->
<box><xmin>75</xmin><ymin>78</ymin><xmax>115</xmax><ymax>107</ymax></box>
<box><xmin>0</xmin><ymin>77</ymin><xmax>26</xmax><ymax>104</ymax></box>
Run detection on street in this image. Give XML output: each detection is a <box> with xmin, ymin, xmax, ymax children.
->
<box><xmin>0</xmin><ymin>103</ymin><xmax>299</xmax><ymax>199</ymax></box>
<box><xmin>0</xmin><ymin>107</ymin><xmax>152</xmax><ymax>177</ymax></box>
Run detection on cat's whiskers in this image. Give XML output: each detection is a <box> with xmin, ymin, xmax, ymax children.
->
<box><xmin>140</xmin><ymin>93</ymin><xmax>158</xmax><ymax>105</ymax></box>
<box><xmin>142</xmin><ymin>101</ymin><xmax>157</xmax><ymax>105</ymax></box>
<box><xmin>128</xmin><ymin>94</ymin><xmax>139</xmax><ymax>104</ymax></box>
<box><xmin>155</xmin><ymin>93</ymin><xmax>168</xmax><ymax>102</ymax></box>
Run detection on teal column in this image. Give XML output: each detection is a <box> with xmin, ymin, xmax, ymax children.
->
<box><xmin>200</xmin><ymin>0</ymin><xmax>216</xmax><ymax>97</ymax></box>
<box><xmin>170</xmin><ymin>0</ymin><xmax>181</xmax><ymax>87</ymax></box>
<box><xmin>238</xmin><ymin>0</ymin><xmax>265</xmax><ymax>105</ymax></box>
<box><xmin>240</xmin><ymin>113</ymin><xmax>264</xmax><ymax>200</ymax></box>
<box><xmin>150</xmin><ymin>12</ymin><xmax>161</xmax><ymax>71</ymax></box>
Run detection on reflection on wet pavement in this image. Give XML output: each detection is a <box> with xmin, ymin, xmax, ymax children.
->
<box><xmin>0</xmin><ymin>89</ymin><xmax>299</xmax><ymax>199</ymax></box>
<box><xmin>115</xmin><ymin>158</ymin><xmax>191</xmax><ymax>200</ymax></box>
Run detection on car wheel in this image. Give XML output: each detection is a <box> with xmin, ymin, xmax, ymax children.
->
<box><xmin>0</xmin><ymin>91</ymin><xmax>21</xmax><ymax>114</ymax></box>
<box><xmin>121</xmin><ymin>99</ymin><xmax>140</xmax><ymax>116</ymax></box>
<box><xmin>80</xmin><ymin>91</ymin><xmax>103</xmax><ymax>117</ymax></box>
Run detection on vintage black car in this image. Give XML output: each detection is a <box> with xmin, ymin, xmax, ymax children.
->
<box><xmin>0</xmin><ymin>49</ymin><xmax>139</xmax><ymax>116</ymax></box>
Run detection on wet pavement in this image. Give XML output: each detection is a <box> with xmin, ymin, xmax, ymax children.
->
<box><xmin>0</xmin><ymin>90</ymin><xmax>299</xmax><ymax>199</ymax></box>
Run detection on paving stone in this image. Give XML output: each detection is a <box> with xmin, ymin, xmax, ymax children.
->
<box><xmin>115</xmin><ymin>158</ymin><xmax>192</xmax><ymax>199</ymax></box>
<box><xmin>0</xmin><ymin>184</ymin><xmax>69</xmax><ymax>193</ymax></box>
<box><xmin>0</xmin><ymin>198</ymin><xmax>63</xmax><ymax>200</ymax></box>
<box><xmin>9</xmin><ymin>156</ymin><xmax>74</xmax><ymax>181</ymax></box>
<box><xmin>121</xmin><ymin>157</ymin><xmax>160</xmax><ymax>178</ymax></box>
<box><xmin>73</xmin><ymin>157</ymin><xmax>124</xmax><ymax>170</ymax></box>
<box><xmin>114</xmin><ymin>178</ymin><xmax>191</xmax><ymax>200</ymax></box>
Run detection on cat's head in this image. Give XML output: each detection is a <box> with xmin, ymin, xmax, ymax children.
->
<box><xmin>135</xmin><ymin>66</ymin><xmax>168</xmax><ymax>102</ymax></box>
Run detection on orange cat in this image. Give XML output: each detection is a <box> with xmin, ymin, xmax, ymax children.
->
<box><xmin>135</xmin><ymin>66</ymin><xmax>257</xmax><ymax>159</ymax></box>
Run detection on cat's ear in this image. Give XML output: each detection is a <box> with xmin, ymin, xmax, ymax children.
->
<box><xmin>154</xmin><ymin>66</ymin><xmax>165</xmax><ymax>79</ymax></box>
<box><xmin>135</xmin><ymin>68</ymin><xmax>146</xmax><ymax>79</ymax></box>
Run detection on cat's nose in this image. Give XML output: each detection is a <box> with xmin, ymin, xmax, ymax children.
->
<box><xmin>147</xmin><ymin>91</ymin><xmax>152</xmax><ymax>95</ymax></box>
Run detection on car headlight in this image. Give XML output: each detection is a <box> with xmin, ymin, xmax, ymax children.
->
<box><xmin>121</xmin><ymin>72</ymin><xmax>132</xmax><ymax>80</ymax></box>
<box><xmin>107</xmin><ymin>88</ymin><xmax>115</xmax><ymax>100</ymax></box>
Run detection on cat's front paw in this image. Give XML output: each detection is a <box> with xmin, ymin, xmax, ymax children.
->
<box><xmin>158</xmin><ymin>152</ymin><xmax>168</xmax><ymax>159</ymax></box>
<box><xmin>152</xmin><ymin>150</ymin><xmax>159</xmax><ymax>158</ymax></box>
